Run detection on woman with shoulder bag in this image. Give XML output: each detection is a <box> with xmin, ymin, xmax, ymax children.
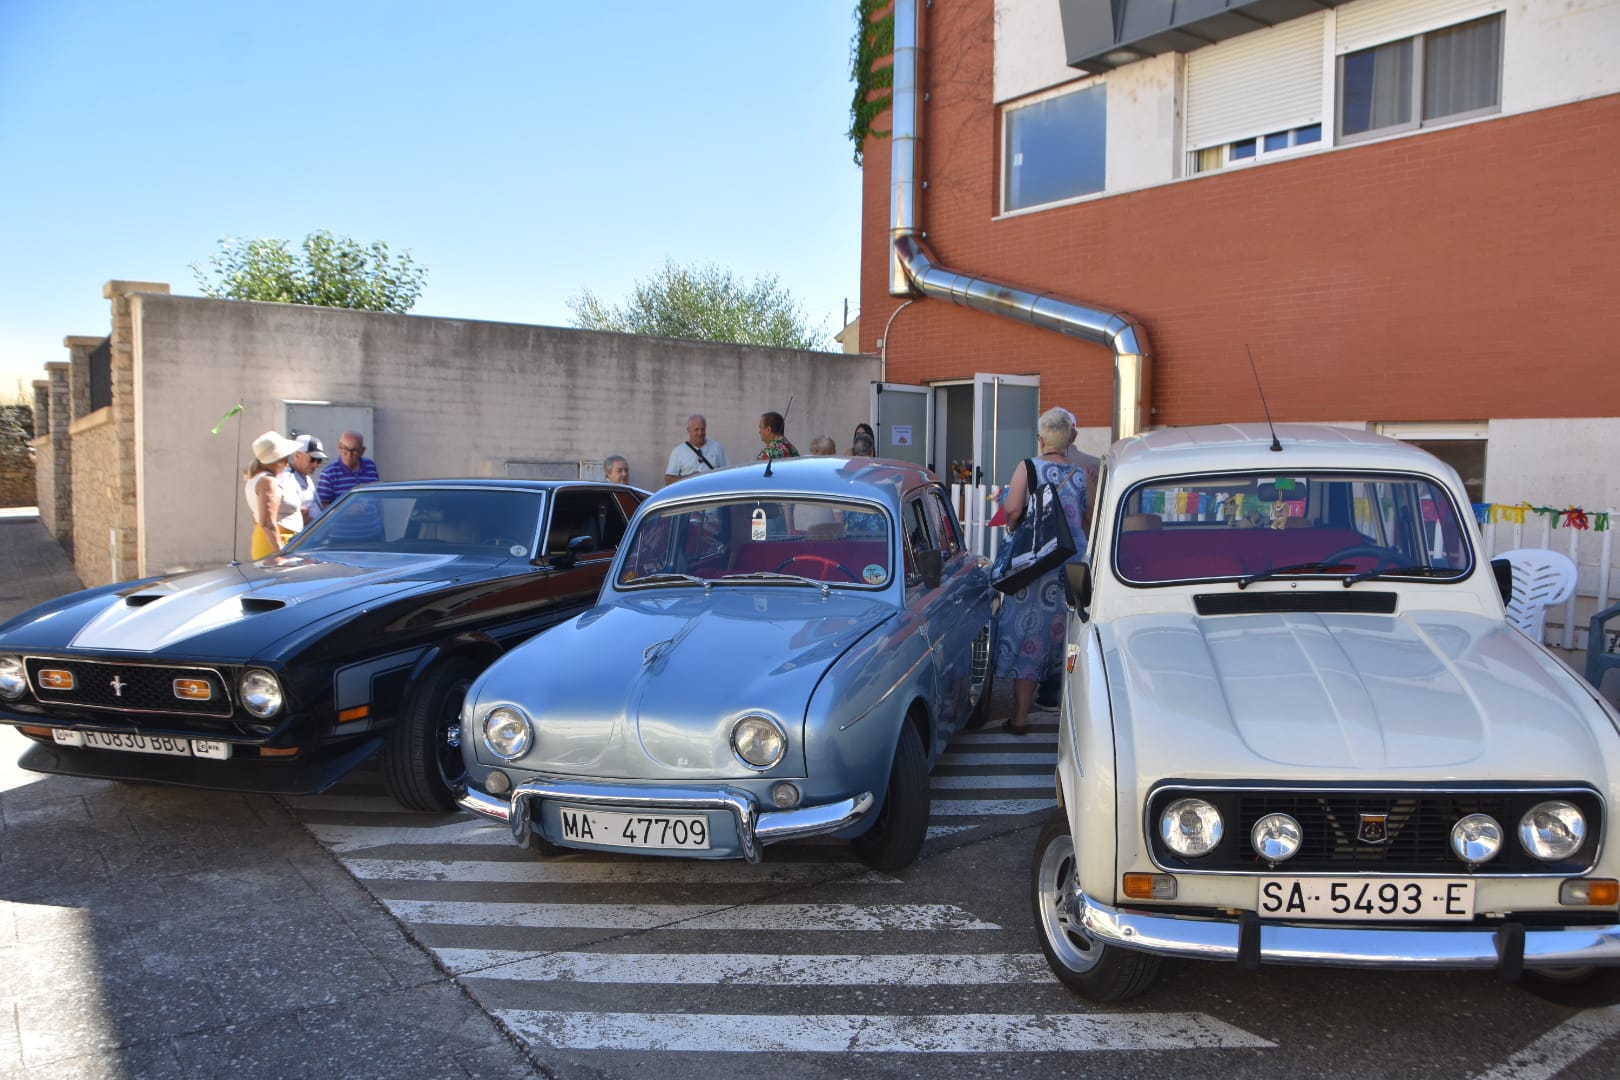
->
<box><xmin>992</xmin><ymin>407</ymin><xmax>1089</xmax><ymax>734</ymax></box>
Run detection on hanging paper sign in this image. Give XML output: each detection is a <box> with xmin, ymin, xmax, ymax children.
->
<box><xmin>751</xmin><ymin>507</ymin><xmax>768</xmax><ymax>541</ymax></box>
<box><xmin>891</xmin><ymin>425</ymin><xmax>913</xmax><ymax>446</ymax></box>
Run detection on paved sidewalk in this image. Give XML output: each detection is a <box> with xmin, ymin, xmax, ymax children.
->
<box><xmin>0</xmin><ymin>511</ymin><xmax>540</xmax><ymax>1078</ymax></box>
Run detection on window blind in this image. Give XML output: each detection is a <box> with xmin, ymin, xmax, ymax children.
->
<box><xmin>1336</xmin><ymin>0</ymin><xmax>1503</xmax><ymax>54</ymax></box>
<box><xmin>1185</xmin><ymin>13</ymin><xmax>1326</xmax><ymax>152</ymax></box>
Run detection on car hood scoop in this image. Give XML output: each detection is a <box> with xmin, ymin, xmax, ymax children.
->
<box><xmin>484</xmin><ymin>589</ymin><xmax>893</xmax><ymax>777</ymax></box>
<box><xmin>69</xmin><ymin>554</ymin><xmax>457</xmax><ymax>653</ymax></box>
<box><xmin>1109</xmin><ymin>611</ymin><xmax>1611</xmax><ymax>780</ymax></box>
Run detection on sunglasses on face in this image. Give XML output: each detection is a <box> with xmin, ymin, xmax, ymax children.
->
<box><xmin>339</xmin><ymin>445</ymin><xmax>364</xmax><ymax>453</ymax></box>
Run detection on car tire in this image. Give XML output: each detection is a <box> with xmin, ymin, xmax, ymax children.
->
<box><xmin>382</xmin><ymin>655</ymin><xmax>482</xmax><ymax>812</ymax></box>
<box><xmin>851</xmin><ymin>719</ymin><xmax>929</xmax><ymax>871</ymax></box>
<box><xmin>1031</xmin><ymin>810</ymin><xmax>1162</xmax><ymax>1002</ymax></box>
<box><xmin>965</xmin><ymin>623</ymin><xmax>998</xmax><ymax>729</ymax></box>
<box><xmin>1518</xmin><ymin>966</ymin><xmax>1620</xmax><ymax>1008</ymax></box>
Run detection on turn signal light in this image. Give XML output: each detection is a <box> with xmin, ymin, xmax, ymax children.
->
<box><xmin>173</xmin><ymin>678</ymin><xmax>212</xmax><ymax>700</ymax></box>
<box><xmin>1560</xmin><ymin>879</ymin><xmax>1620</xmax><ymax>907</ymax></box>
<box><xmin>338</xmin><ymin>705</ymin><xmax>370</xmax><ymax>723</ymax></box>
<box><xmin>1123</xmin><ymin>873</ymin><xmax>1178</xmax><ymax>900</ymax></box>
<box><xmin>257</xmin><ymin>746</ymin><xmax>299</xmax><ymax>758</ymax></box>
<box><xmin>39</xmin><ymin>669</ymin><xmax>74</xmax><ymax>690</ymax></box>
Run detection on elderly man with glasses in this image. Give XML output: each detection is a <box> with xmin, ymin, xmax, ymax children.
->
<box><xmin>314</xmin><ymin>430</ymin><xmax>381</xmax><ymax>520</ymax></box>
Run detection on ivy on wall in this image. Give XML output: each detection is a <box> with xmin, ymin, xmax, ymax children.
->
<box><xmin>847</xmin><ymin>0</ymin><xmax>895</xmax><ymax>164</ymax></box>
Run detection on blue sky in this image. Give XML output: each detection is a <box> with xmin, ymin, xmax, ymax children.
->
<box><xmin>0</xmin><ymin>2</ymin><xmax>866</xmax><ymax>398</ymax></box>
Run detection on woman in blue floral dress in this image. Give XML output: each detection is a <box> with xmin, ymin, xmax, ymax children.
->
<box><xmin>993</xmin><ymin>408</ymin><xmax>1089</xmax><ymax>734</ymax></box>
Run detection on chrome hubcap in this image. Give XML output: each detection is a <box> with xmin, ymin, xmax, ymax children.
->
<box><xmin>1037</xmin><ymin>830</ymin><xmax>1103</xmax><ymax>973</ymax></box>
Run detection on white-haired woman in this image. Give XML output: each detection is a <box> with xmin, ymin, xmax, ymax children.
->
<box><xmin>994</xmin><ymin>407</ymin><xmax>1088</xmax><ymax>734</ymax></box>
<box><xmin>243</xmin><ymin>430</ymin><xmax>303</xmax><ymax>559</ymax></box>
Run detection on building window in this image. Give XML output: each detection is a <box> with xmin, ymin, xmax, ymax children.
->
<box><xmin>1003</xmin><ymin>82</ymin><xmax>1106</xmax><ymax>212</ymax></box>
<box><xmin>1191</xmin><ymin>123</ymin><xmax>1321</xmax><ymax>174</ymax></box>
<box><xmin>1339</xmin><ymin>13</ymin><xmax>1502</xmax><ymax>142</ymax></box>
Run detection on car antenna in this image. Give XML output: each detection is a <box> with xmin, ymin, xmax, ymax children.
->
<box><xmin>1247</xmin><ymin>345</ymin><xmax>1283</xmax><ymax>452</ymax></box>
<box><xmin>764</xmin><ymin>394</ymin><xmax>793</xmax><ymax>477</ymax></box>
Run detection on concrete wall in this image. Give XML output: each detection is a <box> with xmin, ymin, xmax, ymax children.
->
<box><xmin>124</xmin><ymin>293</ymin><xmax>878</xmax><ymax>575</ymax></box>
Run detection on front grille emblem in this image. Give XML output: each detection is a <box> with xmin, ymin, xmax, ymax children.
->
<box><xmin>1357</xmin><ymin>812</ymin><xmax>1389</xmax><ymax>845</ymax></box>
<box><xmin>109</xmin><ymin>676</ymin><xmax>126</xmax><ymax>697</ymax></box>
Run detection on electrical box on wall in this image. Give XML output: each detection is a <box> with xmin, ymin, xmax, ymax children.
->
<box><xmin>279</xmin><ymin>401</ymin><xmax>375</xmax><ymax>462</ymax></box>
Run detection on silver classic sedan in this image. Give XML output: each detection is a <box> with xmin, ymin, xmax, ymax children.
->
<box><xmin>455</xmin><ymin>456</ymin><xmax>997</xmax><ymax>870</ymax></box>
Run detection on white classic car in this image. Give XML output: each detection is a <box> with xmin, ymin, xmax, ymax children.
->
<box><xmin>1034</xmin><ymin>424</ymin><xmax>1620</xmax><ymax>1007</ymax></box>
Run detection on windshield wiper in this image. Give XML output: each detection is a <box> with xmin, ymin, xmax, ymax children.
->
<box><xmin>1237</xmin><ymin>562</ymin><xmax>1355</xmax><ymax>590</ymax></box>
<box><xmin>622</xmin><ymin>572</ymin><xmax>710</xmax><ymax>592</ymax></box>
<box><xmin>717</xmin><ymin>571</ymin><xmax>826</xmax><ymax>589</ymax></box>
<box><xmin>1342</xmin><ymin>565</ymin><xmax>1461</xmax><ymax>587</ymax></box>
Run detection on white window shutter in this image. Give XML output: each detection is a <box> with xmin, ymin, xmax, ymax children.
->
<box><xmin>1335</xmin><ymin>0</ymin><xmax>1504</xmax><ymax>54</ymax></box>
<box><xmin>1185</xmin><ymin>13</ymin><xmax>1326</xmax><ymax>152</ymax></box>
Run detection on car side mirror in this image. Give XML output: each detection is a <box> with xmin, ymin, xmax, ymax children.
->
<box><xmin>1491</xmin><ymin>557</ymin><xmax>1513</xmax><ymax>606</ymax></box>
<box><xmin>1064</xmin><ymin>562</ymin><xmax>1092</xmax><ymax>611</ymax></box>
<box><xmin>546</xmin><ymin>535</ymin><xmax>596</xmax><ymax>569</ymax></box>
<box><xmin>917</xmin><ymin>548</ymin><xmax>943</xmax><ymax>589</ymax></box>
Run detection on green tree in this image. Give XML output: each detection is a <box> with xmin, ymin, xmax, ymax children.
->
<box><xmin>192</xmin><ymin>230</ymin><xmax>427</xmax><ymax>313</ymax></box>
<box><xmin>568</xmin><ymin>261</ymin><xmax>830</xmax><ymax>350</ymax></box>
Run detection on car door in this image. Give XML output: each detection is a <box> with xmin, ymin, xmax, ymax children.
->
<box><xmin>543</xmin><ymin>487</ymin><xmax>635</xmax><ymax>611</ymax></box>
<box><xmin>900</xmin><ymin>489</ymin><xmax>966</xmax><ymax>750</ymax></box>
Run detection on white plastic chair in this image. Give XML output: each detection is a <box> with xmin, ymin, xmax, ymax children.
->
<box><xmin>1497</xmin><ymin>548</ymin><xmax>1578</xmax><ymax>644</ymax></box>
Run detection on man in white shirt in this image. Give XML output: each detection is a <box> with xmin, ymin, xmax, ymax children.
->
<box><xmin>288</xmin><ymin>434</ymin><xmax>328</xmax><ymax>523</ymax></box>
<box><xmin>664</xmin><ymin>414</ymin><xmax>730</xmax><ymax>486</ymax></box>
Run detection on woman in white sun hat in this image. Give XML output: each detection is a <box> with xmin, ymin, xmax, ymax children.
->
<box><xmin>243</xmin><ymin>430</ymin><xmax>303</xmax><ymax>558</ymax></box>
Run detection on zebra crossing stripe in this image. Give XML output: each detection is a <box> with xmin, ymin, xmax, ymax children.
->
<box><xmin>445</xmin><ymin>950</ymin><xmax>1055</xmax><ymax>984</ymax></box>
<box><xmin>344</xmin><ymin>858</ymin><xmax>898</xmax><ymax>885</ymax></box>
<box><xmin>494</xmin><ymin>1009</ymin><xmax>1276</xmax><ymax>1052</ymax></box>
<box><xmin>925</xmin><ymin>824</ymin><xmax>976</xmax><ymax>839</ymax></box>
<box><xmin>1468</xmin><ymin>1005</ymin><xmax>1620</xmax><ymax>1080</ymax></box>
<box><xmin>939</xmin><ymin>752</ymin><xmax>1058</xmax><ymax>767</ymax></box>
<box><xmin>301</xmin><ymin>819</ymin><xmax>511</xmax><ymax>852</ymax></box>
<box><xmin>931</xmin><ymin>799</ymin><xmax>1055</xmax><ymax>816</ymax></box>
<box><xmin>930</xmin><ymin>774</ymin><xmax>1051</xmax><ymax>789</ymax></box>
<box><xmin>381</xmin><ymin>899</ymin><xmax>999</xmax><ymax>931</ymax></box>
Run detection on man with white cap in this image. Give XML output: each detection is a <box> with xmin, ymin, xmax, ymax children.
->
<box><xmin>288</xmin><ymin>434</ymin><xmax>328</xmax><ymax>523</ymax></box>
<box><xmin>244</xmin><ymin>430</ymin><xmax>303</xmax><ymax>558</ymax></box>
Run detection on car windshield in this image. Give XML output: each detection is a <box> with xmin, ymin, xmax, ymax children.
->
<box><xmin>617</xmin><ymin>497</ymin><xmax>893</xmax><ymax>589</ymax></box>
<box><xmin>289</xmin><ymin>488</ymin><xmax>544</xmax><ymax>557</ymax></box>
<box><xmin>1113</xmin><ymin>471</ymin><xmax>1473</xmax><ymax>585</ymax></box>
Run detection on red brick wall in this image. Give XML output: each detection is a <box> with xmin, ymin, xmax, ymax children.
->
<box><xmin>859</xmin><ymin>0</ymin><xmax>1620</xmax><ymax>431</ymax></box>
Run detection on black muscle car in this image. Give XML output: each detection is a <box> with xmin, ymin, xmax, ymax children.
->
<box><xmin>0</xmin><ymin>479</ymin><xmax>646</xmax><ymax>810</ymax></box>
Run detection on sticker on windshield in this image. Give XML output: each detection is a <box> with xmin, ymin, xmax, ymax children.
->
<box><xmin>751</xmin><ymin>508</ymin><xmax>768</xmax><ymax>541</ymax></box>
<box><xmin>863</xmin><ymin>564</ymin><xmax>887</xmax><ymax>585</ymax></box>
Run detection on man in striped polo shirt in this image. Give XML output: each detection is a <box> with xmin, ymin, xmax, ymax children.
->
<box><xmin>314</xmin><ymin>431</ymin><xmax>382</xmax><ymax>539</ymax></box>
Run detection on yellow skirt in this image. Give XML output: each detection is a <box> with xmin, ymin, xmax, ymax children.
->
<box><xmin>251</xmin><ymin>526</ymin><xmax>298</xmax><ymax>560</ymax></box>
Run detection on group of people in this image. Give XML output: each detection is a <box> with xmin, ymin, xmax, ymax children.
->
<box><xmin>659</xmin><ymin>414</ymin><xmax>876</xmax><ymax>486</ymax></box>
<box><xmin>243</xmin><ymin>429</ymin><xmax>379</xmax><ymax>558</ymax></box>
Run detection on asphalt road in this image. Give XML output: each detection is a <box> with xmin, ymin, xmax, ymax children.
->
<box><xmin>5</xmin><ymin>507</ymin><xmax>1620</xmax><ymax>1078</ymax></box>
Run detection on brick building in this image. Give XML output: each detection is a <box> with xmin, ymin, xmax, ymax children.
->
<box><xmin>857</xmin><ymin>0</ymin><xmax>1620</xmax><ymax>508</ymax></box>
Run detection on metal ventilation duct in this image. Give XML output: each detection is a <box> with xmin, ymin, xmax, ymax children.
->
<box><xmin>886</xmin><ymin>0</ymin><xmax>1152</xmax><ymax>440</ymax></box>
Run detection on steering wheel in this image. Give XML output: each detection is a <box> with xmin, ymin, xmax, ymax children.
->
<box><xmin>1324</xmin><ymin>544</ymin><xmax>1404</xmax><ymax>568</ymax></box>
<box><xmin>775</xmin><ymin>554</ymin><xmax>859</xmax><ymax>582</ymax></box>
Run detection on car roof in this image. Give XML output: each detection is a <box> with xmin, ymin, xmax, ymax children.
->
<box><xmin>644</xmin><ymin>456</ymin><xmax>938</xmax><ymax>509</ymax></box>
<box><xmin>1106</xmin><ymin>424</ymin><xmax>1451</xmax><ymax>487</ymax></box>
<box><xmin>337</xmin><ymin>478</ymin><xmax>638</xmax><ymax>494</ymax></box>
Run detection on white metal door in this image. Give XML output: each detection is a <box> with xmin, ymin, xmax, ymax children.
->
<box><xmin>870</xmin><ymin>382</ymin><xmax>932</xmax><ymax>470</ymax></box>
<box><xmin>971</xmin><ymin>374</ymin><xmax>1040</xmax><ymax>488</ymax></box>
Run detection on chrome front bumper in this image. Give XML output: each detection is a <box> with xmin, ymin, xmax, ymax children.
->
<box><xmin>1070</xmin><ymin>890</ymin><xmax>1620</xmax><ymax>972</ymax></box>
<box><xmin>457</xmin><ymin>779</ymin><xmax>874</xmax><ymax>863</ymax></box>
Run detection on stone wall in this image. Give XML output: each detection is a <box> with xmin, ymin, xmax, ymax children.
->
<box><xmin>0</xmin><ymin>403</ymin><xmax>34</xmax><ymax>507</ymax></box>
<box><xmin>34</xmin><ymin>364</ymin><xmax>73</xmax><ymax>542</ymax></box>
<box><xmin>51</xmin><ymin>285</ymin><xmax>877</xmax><ymax>578</ymax></box>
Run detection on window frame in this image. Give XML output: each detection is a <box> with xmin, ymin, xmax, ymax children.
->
<box><xmin>1336</xmin><ymin>13</ymin><xmax>1504</xmax><ymax>145</ymax></box>
<box><xmin>1000</xmin><ymin>78</ymin><xmax>1108</xmax><ymax>215</ymax></box>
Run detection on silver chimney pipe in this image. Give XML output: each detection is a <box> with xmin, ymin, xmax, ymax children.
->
<box><xmin>886</xmin><ymin>0</ymin><xmax>1153</xmax><ymax>441</ymax></box>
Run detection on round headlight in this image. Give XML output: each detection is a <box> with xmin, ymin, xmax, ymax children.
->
<box><xmin>1160</xmin><ymin>797</ymin><xmax>1224</xmax><ymax>857</ymax></box>
<box><xmin>1250</xmin><ymin>812</ymin><xmax>1303</xmax><ymax>863</ymax></box>
<box><xmin>1450</xmin><ymin>813</ymin><xmax>1503</xmax><ymax>864</ymax></box>
<box><xmin>731</xmin><ymin>715</ymin><xmax>786</xmax><ymax>769</ymax></box>
<box><xmin>0</xmin><ymin>656</ymin><xmax>26</xmax><ymax>701</ymax></box>
<box><xmin>482</xmin><ymin>707</ymin><xmax>533</xmax><ymax>760</ymax></box>
<box><xmin>1519</xmin><ymin>800</ymin><xmax>1586</xmax><ymax>862</ymax></box>
<box><xmin>239</xmin><ymin>669</ymin><xmax>283</xmax><ymax>719</ymax></box>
